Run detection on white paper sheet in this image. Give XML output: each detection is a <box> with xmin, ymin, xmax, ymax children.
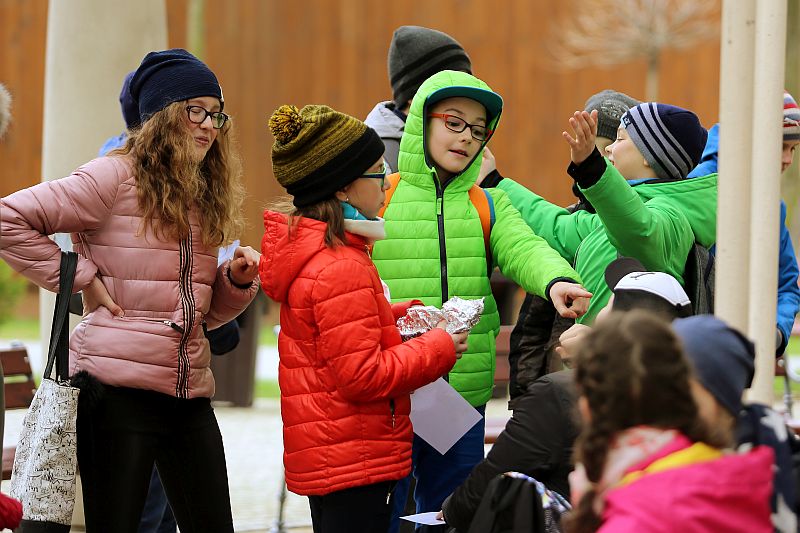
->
<box><xmin>410</xmin><ymin>378</ymin><xmax>483</xmax><ymax>455</ymax></box>
<box><xmin>400</xmin><ymin>511</ymin><xmax>446</xmax><ymax>526</ymax></box>
<box><xmin>217</xmin><ymin>239</ymin><xmax>240</xmax><ymax>267</ymax></box>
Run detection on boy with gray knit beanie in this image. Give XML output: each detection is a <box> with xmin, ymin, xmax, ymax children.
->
<box><xmin>485</xmin><ymin>102</ymin><xmax>716</xmax><ymax>324</ymax></box>
<box><xmin>365</xmin><ymin>26</ymin><xmax>471</xmax><ymax>173</ymax></box>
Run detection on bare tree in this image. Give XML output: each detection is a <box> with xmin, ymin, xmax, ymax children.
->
<box><xmin>550</xmin><ymin>0</ymin><xmax>720</xmax><ymax>100</ymax></box>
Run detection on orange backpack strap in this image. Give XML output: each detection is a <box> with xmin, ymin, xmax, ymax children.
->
<box><xmin>468</xmin><ymin>185</ymin><xmax>496</xmax><ymax>275</ymax></box>
<box><xmin>378</xmin><ymin>173</ymin><xmax>402</xmax><ymax>219</ymax></box>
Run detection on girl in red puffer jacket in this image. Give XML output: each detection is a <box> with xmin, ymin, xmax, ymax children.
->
<box><xmin>260</xmin><ymin>104</ymin><xmax>467</xmax><ymax>533</ymax></box>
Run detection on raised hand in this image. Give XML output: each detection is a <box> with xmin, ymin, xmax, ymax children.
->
<box><xmin>563</xmin><ymin>110</ymin><xmax>599</xmax><ymax>165</ymax></box>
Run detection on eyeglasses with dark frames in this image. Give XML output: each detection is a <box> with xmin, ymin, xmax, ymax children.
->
<box><xmin>185</xmin><ymin>105</ymin><xmax>230</xmax><ymax>129</ymax></box>
<box><xmin>428</xmin><ymin>113</ymin><xmax>492</xmax><ymax>141</ymax></box>
<box><xmin>361</xmin><ymin>162</ymin><xmax>387</xmax><ymax>188</ymax></box>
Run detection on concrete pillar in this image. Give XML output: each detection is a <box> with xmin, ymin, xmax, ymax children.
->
<box><xmin>715</xmin><ymin>0</ymin><xmax>756</xmax><ymax>333</ymax></box>
<box><xmin>748</xmin><ymin>0</ymin><xmax>787</xmax><ymax>404</ymax></box>
<box><xmin>39</xmin><ymin>0</ymin><xmax>167</xmax><ymax>526</ymax></box>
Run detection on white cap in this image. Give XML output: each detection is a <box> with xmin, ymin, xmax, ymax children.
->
<box><xmin>614</xmin><ymin>271</ymin><xmax>691</xmax><ymax>307</ymax></box>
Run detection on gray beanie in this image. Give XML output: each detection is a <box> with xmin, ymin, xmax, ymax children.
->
<box><xmin>584</xmin><ymin>89</ymin><xmax>640</xmax><ymax>141</ymax></box>
<box><xmin>0</xmin><ymin>83</ymin><xmax>11</xmax><ymax>139</ymax></box>
<box><xmin>388</xmin><ymin>26</ymin><xmax>472</xmax><ymax>109</ymax></box>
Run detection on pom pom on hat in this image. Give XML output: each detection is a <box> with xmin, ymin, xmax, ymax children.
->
<box><xmin>269</xmin><ymin>105</ymin><xmax>304</xmax><ymax>144</ymax></box>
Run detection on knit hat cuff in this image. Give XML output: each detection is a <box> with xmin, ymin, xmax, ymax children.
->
<box><xmin>392</xmin><ymin>46</ymin><xmax>472</xmax><ymax>107</ymax></box>
<box><xmin>622</xmin><ymin>104</ymin><xmax>696</xmax><ymax>181</ymax></box>
<box><xmin>288</xmin><ymin>127</ymin><xmax>385</xmax><ymax>208</ymax></box>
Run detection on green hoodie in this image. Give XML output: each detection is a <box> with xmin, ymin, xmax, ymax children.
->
<box><xmin>497</xmin><ymin>163</ymin><xmax>718</xmax><ymax>323</ymax></box>
<box><xmin>371</xmin><ymin>70</ymin><xmax>580</xmax><ymax>406</ymax></box>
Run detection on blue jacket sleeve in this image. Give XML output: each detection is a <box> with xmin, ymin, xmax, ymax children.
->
<box><xmin>776</xmin><ymin>201</ymin><xmax>800</xmax><ymax>354</ymax></box>
<box><xmin>687</xmin><ymin>123</ymin><xmax>719</xmax><ymax>179</ymax></box>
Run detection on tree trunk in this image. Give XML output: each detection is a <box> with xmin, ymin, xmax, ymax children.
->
<box><xmin>646</xmin><ymin>51</ymin><xmax>660</xmax><ymax>101</ymax></box>
<box><xmin>187</xmin><ymin>0</ymin><xmax>205</xmax><ymax>59</ymax></box>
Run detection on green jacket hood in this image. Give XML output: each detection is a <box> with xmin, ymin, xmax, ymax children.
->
<box><xmin>632</xmin><ymin>172</ymin><xmax>718</xmax><ymax>247</ymax></box>
<box><xmin>398</xmin><ymin>70</ymin><xmax>503</xmax><ymax>193</ymax></box>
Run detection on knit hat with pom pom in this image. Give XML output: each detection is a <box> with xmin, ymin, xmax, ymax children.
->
<box><xmin>269</xmin><ymin>104</ymin><xmax>385</xmax><ymax>208</ymax></box>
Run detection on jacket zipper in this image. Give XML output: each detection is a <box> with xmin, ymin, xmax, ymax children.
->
<box><xmin>116</xmin><ymin>316</ymin><xmax>185</xmax><ymax>334</ymax></box>
<box><xmin>434</xmin><ymin>176</ymin><xmax>452</xmax><ymax>382</ymax></box>
<box><xmin>390</xmin><ymin>399</ymin><xmax>396</xmax><ymax>429</ymax></box>
<box><xmin>435</xmin><ymin>179</ymin><xmax>449</xmax><ymax>303</ymax></box>
<box><xmin>176</xmin><ymin>233</ymin><xmax>197</xmax><ymax>398</ymax></box>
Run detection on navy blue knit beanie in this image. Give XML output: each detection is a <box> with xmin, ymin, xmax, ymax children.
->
<box><xmin>621</xmin><ymin>103</ymin><xmax>707</xmax><ymax>181</ymax></box>
<box><xmin>129</xmin><ymin>48</ymin><xmax>223</xmax><ymax>123</ymax></box>
<box><xmin>673</xmin><ymin>315</ymin><xmax>755</xmax><ymax>415</ymax></box>
<box><xmin>119</xmin><ymin>71</ymin><xmax>140</xmax><ymax>130</ymax></box>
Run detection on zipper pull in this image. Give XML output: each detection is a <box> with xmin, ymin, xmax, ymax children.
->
<box><xmin>390</xmin><ymin>399</ymin><xmax>396</xmax><ymax>429</ymax></box>
<box><xmin>164</xmin><ymin>320</ymin><xmax>185</xmax><ymax>334</ymax></box>
<box><xmin>436</xmin><ymin>197</ymin><xmax>443</xmax><ymax>216</ymax></box>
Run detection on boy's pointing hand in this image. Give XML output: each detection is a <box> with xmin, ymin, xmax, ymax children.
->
<box><xmin>549</xmin><ymin>281</ymin><xmax>592</xmax><ymax>319</ymax></box>
<box><xmin>563</xmin><ymin>110</ymin><xmax>598</xmax><ymax>165</ymax></box>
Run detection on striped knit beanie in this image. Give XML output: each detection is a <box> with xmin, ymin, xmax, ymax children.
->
<box><xmin>389</xmin><ymin>26</ymin><xmax>472</xmax><ymax>109</ymax></box>
<box><xmin>784</xmin><ymin>91</ymin><xmax>800</xmax><ymax>142</ymax></box>
<box><xmin>269</xmin><ymin>104</ymin><xmax>384</xmax><ymax>208</ymax></box>
<box><xmin>621</xmin><ymin>103</ymin><xmax>707</xmax><ymax>181</ymax></box>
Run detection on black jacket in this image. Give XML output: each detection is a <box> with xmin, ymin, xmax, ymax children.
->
<box><xmin>441</xmin><ymin>370</ymin><xmax>579</xmax><ymax>532</ymax></box>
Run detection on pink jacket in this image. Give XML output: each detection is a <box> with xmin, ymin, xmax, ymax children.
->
<box><xmin>0</xmin><ymin>156</ymin><xmax>258</xmax><ymax>398</ymax></box>
<box><xmin>600</xmin><ymin>436</ymin><xmax>774</xmax><ymax>533</ymax></box>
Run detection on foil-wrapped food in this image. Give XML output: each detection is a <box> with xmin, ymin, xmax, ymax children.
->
<box><xmin>397</xmin><ymin>297</ymin><xmax>485</xmax><ymax>341</ymax></box>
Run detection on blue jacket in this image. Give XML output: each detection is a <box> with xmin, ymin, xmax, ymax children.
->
<box><xmin>688</xmin><ymin>124</ymin><xmax>800</xmax><ymax>353</ymax></box>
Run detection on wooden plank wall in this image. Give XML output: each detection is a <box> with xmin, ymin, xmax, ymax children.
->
<box><xmin>1</xmin><ymin>0</ymin><xmax>721</xmax><ymax>248</ymax></box>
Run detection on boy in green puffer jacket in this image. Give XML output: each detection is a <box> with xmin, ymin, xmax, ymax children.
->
<box><xmin>482</xmin><ymin>102</ymin><xmax>714</xmax><ymax>325</ymax></box>
<box><xmin>371</xmin><ymin>70</ymin><xmax>590</xmax><ymax>528</ymax></box>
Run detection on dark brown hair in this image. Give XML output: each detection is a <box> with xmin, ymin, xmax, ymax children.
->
<box><xmin>268</xmin><ymin>196</ymin><xmax>346</xmax><ymax>248</ymax></box>
<box><xmin>566</xmin><ymin>310</ymin><xmax>708</xmax><ymax>533</ymax></box>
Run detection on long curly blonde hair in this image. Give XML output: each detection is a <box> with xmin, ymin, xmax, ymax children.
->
<box><xmin>112</xmin><ymin>101</ymin><xmax>244</xmax><ymax>248</ymax></box>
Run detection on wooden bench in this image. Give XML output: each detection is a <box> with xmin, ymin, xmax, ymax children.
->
<box><xmin>0</xmin><ymin>346</ymin><xmax>36</xmax><ymax>480</ymax></box>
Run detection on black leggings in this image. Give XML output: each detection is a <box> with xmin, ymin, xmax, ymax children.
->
<box><xmin>309</xmin><ymin>481</ymin><xmax>396</xmax><ymax>533</ymax></box>
<box><xmin>76</xmin><ymin>386</ymin><xmax>233</xmax><ymax>533</ymax></box>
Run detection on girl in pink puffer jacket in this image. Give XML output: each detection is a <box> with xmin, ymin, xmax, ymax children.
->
<box><xmin>0</xmin><ymin>49</ymin><xmax>257</xmax><ymax>532</ymax></box>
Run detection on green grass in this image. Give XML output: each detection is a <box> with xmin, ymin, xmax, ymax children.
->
<box><xmin>255</xmin><ymin>379</ymin><xmax>280</xmax><ymax>398</ymax></box>
<box><xmin>0</xmin><ymin>317</ymin><xmax>39</xmax><ymax>340</ymax></box>
<box><xmin>258</xmin><ymin>322</ymin><xmax>278</xmax><ymax>346</ymax></box>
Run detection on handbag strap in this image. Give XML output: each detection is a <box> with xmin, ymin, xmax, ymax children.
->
<box><xmin>43</xmin><ymin>251</ymin><xmax>78</xmax><ymax>382</ymax></box>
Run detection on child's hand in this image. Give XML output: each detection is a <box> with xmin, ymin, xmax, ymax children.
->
<box><xmin>563</xmin><ymin>110</ymin><xmax>598</xmax><ymax>165</ymax></box>
<box><xmin>83</xmin><ymin>276</ymin><xmax>124</xmax><ymax>317</ymax></box>
<box><xmin>476</xmin><ymin>147</ymin><xmax>496</xmax><ymax>186</ymax></box>
<box><xmin>229</xmin><ymin>246</ymin><xmax>260</xmax><ymax>286</ymax></box>
<box><xmin>436</xmin><ymin>319</ymin><xmax>468</xmax><ymax>358</ymax></box>
<box><xmin>556</xmin><ymin>323</ymin><xmax>592</xmax><ymax>364</ymax></box>
<box><xmin>548</xmin><ymin>282</ymin><xmax>592</xmax><ymax>319</ymax></box>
